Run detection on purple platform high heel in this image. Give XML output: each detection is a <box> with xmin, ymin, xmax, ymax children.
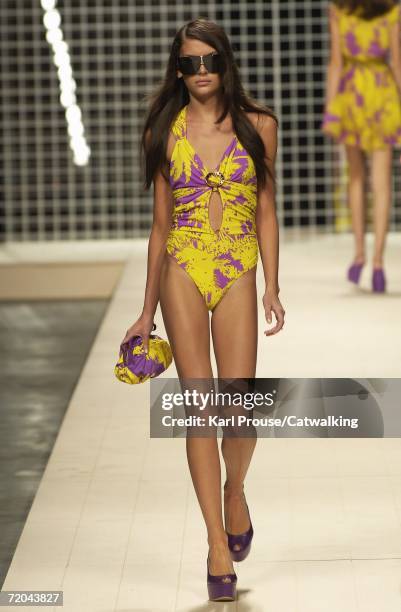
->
<box><xmin>206</xmin><ymin>552</ymin><xmax>237</xmax><ymax>602</ymax></box>
<box><xmin>226</xmin><ymin>499</ymin><xmax>254</xmax><ymax>562</ymax></box>
<box><xmin>372</xmin><ymin>268</ymin><xmax>386</xmax><ymax>293</ymax></box>
<box><xmin>347</xmin><ymin>261</ymin><xmax>364</xmax><ymax>284</ymax></box>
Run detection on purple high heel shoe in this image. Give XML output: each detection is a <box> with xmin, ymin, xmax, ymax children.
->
<box><xmin>347</xmin><ymin>261</ymin><xmax>364</xmax><ymax>284</ymax></box>
<box><xmin>372</xmin><ymin>268</ymin><xmax>386</xmax><ymax>293</ymax></box>
<box><xmin>206</xmin><ymin>552</ymin><xmax>237</xmax><ymax>602</ymax></box>
<box><xmin>226</xmin><ymin>498</ymin><xmax>254</xmax><ymax>562</ymax></box>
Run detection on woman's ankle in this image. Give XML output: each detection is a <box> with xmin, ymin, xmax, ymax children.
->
<box><xmin>207</xmin><ymin>531</ymin><xmax>229</xmax><ymax>548</ymax></box>
<box><xmin>223</xmin><ymin>481</ymin><xmax>244</xmax><ymax>497</ymax></box>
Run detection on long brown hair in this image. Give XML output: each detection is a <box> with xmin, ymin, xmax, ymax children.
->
<box><xmin>139</xmin><ymin>17</ymin><xmax>279</xmax><ymax>191</ymax></box>
<box><xmin>333</xmin><ymin>0</ymin><xmax>397</xmax><ymax>19</ymax></box>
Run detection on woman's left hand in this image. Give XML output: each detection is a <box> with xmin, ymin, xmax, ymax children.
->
<box><xmin>263</xmin><ymin>289</ymin><xmax>285</xmax><ymax>336</ymax></box>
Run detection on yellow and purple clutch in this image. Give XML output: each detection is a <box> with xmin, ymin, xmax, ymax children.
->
<box><xmin>114</xmin><ymin>323</ymin><xmax>173</xmax><ymax>384</ymax></box>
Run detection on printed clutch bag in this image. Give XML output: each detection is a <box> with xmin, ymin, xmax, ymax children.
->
<box><xmin>114</xmin><ymin>323</ymin><xmax>172</xmax><ymax>384</ymax></box>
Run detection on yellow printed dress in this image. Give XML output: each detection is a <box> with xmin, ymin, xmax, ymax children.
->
<box><xmin>321</xmin><ymin>3</ymin><xmax>401</xmax><ymax>150</ymax></box>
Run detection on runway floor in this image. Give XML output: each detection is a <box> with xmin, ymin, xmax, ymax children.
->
<box><xmin>1</xmin><ymin>230</ymin><xmax>401</xmax><ymax>611</ymax></box>
<box><xmin>0</xmin><ymin>299</ymin><xmax>109</xmax><ymax>588</ymax></box>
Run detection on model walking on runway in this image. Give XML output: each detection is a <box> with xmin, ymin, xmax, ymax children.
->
<box><xmin>122</xmin><ymin>18</ymin><xmax>285</xmax><ymax>602</ymax></box>
<box><xmin>321</xmin><ymin>0</ymin><xmax>401</xmax><ymax>292</ymax></box>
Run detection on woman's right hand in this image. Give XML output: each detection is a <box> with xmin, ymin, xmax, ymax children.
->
<box><xmin>121</xmin><ymin>314</ymin><xmax>154</xmax><ymax>354</ymax></box>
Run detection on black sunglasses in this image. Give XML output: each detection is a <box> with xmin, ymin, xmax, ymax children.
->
<box><xmin>177</xmin><ymin>53</ymin><xmax>221</xmax><ymax>75</ymax></box>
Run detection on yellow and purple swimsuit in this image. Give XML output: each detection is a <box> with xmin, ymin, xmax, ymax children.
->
<box><xmin>166</xmin><ymin>104</ymin><xmax>259</xmax><ymax>311</ymax></box>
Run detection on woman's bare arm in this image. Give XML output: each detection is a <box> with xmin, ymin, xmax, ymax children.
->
<box><xmin>389</xmin><ymin>7</ymin><xmax>401</xmax><ymax>96</ymax></box>
<box><xmin>255</xmin><ymin>114</ymin><xmax>285</xmax><ymax>335</ymax></box>
<box><xmin>324</xmin><ymin>3</ymin><xmax>343</xmax><ymax>106</ymax></box>
<box><xmin>140</xmin><ymin>166</ymin><xmax>173</xmax><ymax>322</ymax></box>
<box><xmin>255</xmin><ymin>115</ymin><xmax>279</xmax><ymax>293</ymax></box>
<box><xmin>121</xmin><ymin>130</ymin><xmax>173</xmax><ymax>350</ymax></box>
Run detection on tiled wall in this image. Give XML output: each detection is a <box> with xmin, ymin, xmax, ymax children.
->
<box><xmin>1</xmin><ymin>0</ymin><xmax>400</xmax><ymax>241</ymax></box>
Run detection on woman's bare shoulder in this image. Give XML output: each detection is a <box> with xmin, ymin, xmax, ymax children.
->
<box><xmin>244</xmin><ymin>110</ymin><xmax>277</xmax><ymax>134</ymax></box>
<box><xmin>244</xmin><ymin>111</ymin><xmax>258</xmax><ymax>128</ymax></box>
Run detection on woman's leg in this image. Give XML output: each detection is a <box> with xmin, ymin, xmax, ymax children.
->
<box><xmin>159</xmin><ymin>255</ymin><xmax>234</xmax><ymax>575</ymax></box>
<box><xmin>369</xmin><ymin>146</ymin><xmax>392</xmax><ymax>268</ymax></box>
<box><xmin>345</xmin><ymin>144</ymin><xmax>367</xmax><ymax>264</ymax></box>
<box><xmin>211</xmin><ymin>267</ymin><xmax>258</xmax><ymax>537</ymax></box>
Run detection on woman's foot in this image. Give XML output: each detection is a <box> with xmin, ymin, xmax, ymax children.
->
<box><xmin>347</xmin><ymin>257</ymin><xmax>365</xmax><ymax>284</ymax></box>
<box><xmin>207</xmin><ymin>536</ymin><xmax>235</xmax><ymax>576</ymax></box>
<box><xmin>372</xmin><ymin>267</ymin><xmax>386</xmax><ymax>293</ymax></box>
<box><xmin>223</xmin><ymin>483</ymin><xmax>251</xmax><ymax>535</ymax></box>
<box><xmin>224</xmin><ymin>482</ymin><xmax>254</xmax><ymax>561</ymax></box>
<box><xmin>206</xmin><ymin>550</ymin><xmax>237</xmax><ymax>602</ymax></box>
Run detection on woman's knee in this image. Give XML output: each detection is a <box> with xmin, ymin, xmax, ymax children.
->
<box><xmin>346</xmin><ymin>145</ymin><xmax>365</xmax><ymax>179</ymax></box>
<box><xmin>370</xmin><ymin>149</ymin><xmax>392</xmax><ymax>195</ymax></box>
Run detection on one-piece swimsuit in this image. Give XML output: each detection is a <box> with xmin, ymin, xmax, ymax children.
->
<box><xmin>166</xmin><ymin>104</ymin><xmax>259</xmax><ymax>311</ymax></box>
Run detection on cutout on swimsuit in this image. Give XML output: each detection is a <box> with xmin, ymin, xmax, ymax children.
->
<box><xmin>207</xmin><ymin>186</ymin><xmax>223</xmax><ymax>234</ymax></box>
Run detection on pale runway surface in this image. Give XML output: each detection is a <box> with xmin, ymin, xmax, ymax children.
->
<box><xmin>2</xmin><ymin>231</ymin><xmax>401</xmax><ymax>611</ymax></box>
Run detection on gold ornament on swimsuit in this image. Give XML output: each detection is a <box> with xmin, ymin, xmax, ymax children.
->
<box><xmin>205</xmin><ymin>171</ymin><xmax>225</xmax><ymax>191</ymax></box>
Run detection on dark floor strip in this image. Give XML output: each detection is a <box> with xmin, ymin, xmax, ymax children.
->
<box><xmin>0</xmin><ymin>299</ymin><xmax>109</xmax><ymax>588</ymax></box>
